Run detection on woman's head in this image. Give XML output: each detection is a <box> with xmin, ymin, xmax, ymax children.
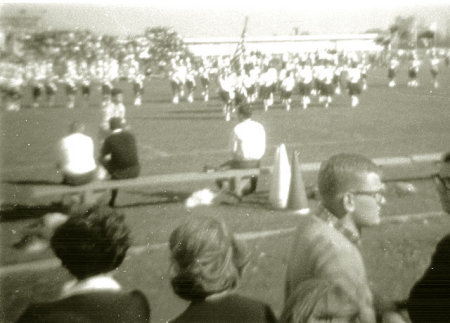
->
<box><xmin>280</xmin><ymin>279</ymin><xmax>360</xmax><ymax>323</ymax></box>
<box><xmin>50</xmin><ymin>206</ymin><xmax>131</xmax><ymax>280</ymax></box>
<box><xmin>169</xmin><ymin>215</ymin><xmax>249</xmax><ymax>301</ymax></box>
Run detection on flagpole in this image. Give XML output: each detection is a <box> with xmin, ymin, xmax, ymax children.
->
<box><xmin>231</xmin><ymin>16</ymin><xmax>248</xmax><ymax>73</ymax></box>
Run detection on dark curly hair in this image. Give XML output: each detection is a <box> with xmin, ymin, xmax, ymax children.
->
<box><xmin>169</xmin><ymin>215</ymin><xmax>249</xmax><ymax>301</ymax></box>
<box><xmin>50</xmin><ymin>206</ymin><xmax>131</xmax><ymax>280</ymax></box>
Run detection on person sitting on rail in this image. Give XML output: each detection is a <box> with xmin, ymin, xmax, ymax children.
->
<box><xmin>57</xmin><ymin>121</ymin><xmax>97</xmax><ymax>186</ymax></box>
<box><xmin>216</xmin><ymin>103</ymin><xmax>266</xmax><ymax>198</ymax></box>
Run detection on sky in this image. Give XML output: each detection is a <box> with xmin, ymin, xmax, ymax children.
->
<box><xmin>1</xmin><ymin>0</ymin><xmax>450</xmax><ymax>38</ymax></box>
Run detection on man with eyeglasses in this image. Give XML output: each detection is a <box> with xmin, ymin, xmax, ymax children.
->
<box><xmin>407</xmin><ymin>152</ymin><xmax>450</xmax><ymax>322</ymax></box>
<box><xmin>285</xmin><ymin>153</ymin><xmax>406</xmax><ymax>323</ymax></box>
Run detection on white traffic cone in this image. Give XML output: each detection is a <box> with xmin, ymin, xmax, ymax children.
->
<box><xmin>287</xmin><ymin>151</ymin><xmax>310</xmax><ymax>215</ymax></box>
<box><xmin>269</xmin><ymin>144</ymin><xmax>291</xmax><ymax>209</ymax></box>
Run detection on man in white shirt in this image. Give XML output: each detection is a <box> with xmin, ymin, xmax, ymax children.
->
<box><xmin>216</xmin><ymin>103</ymin><xmax>266</xmax><ymax>197</ymax></box>
<box><xmin>57</xmin><ymin>122</ymin><xmax>97</xmax><ymax>186</ymax></box>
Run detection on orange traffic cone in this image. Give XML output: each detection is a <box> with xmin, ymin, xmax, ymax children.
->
<box><xmin>287</xmin><ymin>151</ymin><xmax>310</xmax><ymax>215</ymax></box>
<box><xmin>269</xmin><ymin>144</ymin><xmax>291</xmax><ymax>209</ymax></box>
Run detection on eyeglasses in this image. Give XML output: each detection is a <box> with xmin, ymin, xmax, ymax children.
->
<box><xmin>350</xmin><ymin>190</ymin><xmax>385</xmax><ymax>203</ymax></box>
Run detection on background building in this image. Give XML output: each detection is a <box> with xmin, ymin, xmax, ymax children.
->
<box><xmin>184</xmin><ymin>33</ymin><xmax>382</xmax><ymax>57</ymax></box>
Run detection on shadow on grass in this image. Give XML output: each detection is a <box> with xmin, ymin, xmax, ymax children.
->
<box><xmin>3</xmin><ymin>180</ymin><xmax>60</xmax><ymax>185</ymax></box>
<box><xmin>143</xmin><ymin>115</ymin><xmax>226</xmax><ymax>121</ymax></box>
<box><xmin>0</xmin><ymin>203</ymin><xmax>69</xmax><ymax>222</ymax></box>
<box><xmin>115</xmin><ymin>189</ymin><xmax>192</xmax><ymax>209</ymax></box>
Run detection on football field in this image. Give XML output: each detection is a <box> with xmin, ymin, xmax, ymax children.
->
<box><xmin>1</xmin><ymin>63</ymin><xmax>450</xmax><ymax>322</ymax></box>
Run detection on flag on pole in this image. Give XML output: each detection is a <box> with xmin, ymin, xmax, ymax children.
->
<box><xmin>230</xmin><ymin>16</ymin><xmax>248</xmax><ymax>73</ymax></box>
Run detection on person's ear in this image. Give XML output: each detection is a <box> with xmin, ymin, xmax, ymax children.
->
<box><xmin>342</xmin><ymin>192</ymin><xmax>355</xmax><ymax>213</ymax></box>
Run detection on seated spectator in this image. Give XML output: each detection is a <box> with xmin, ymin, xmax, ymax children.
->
<box><xmin>56</xmin><ymin>121</ymin><xmax>97</xmax><ymax>186</ymax></box>
<box><xmin>216</xmin><ymin>103</ymin><xmax>266</xmax><ymax>198</ymax></box>
<box><xmin>99</xmin><ymin>117</ymin><xmax>140</xmax><ymax>207</ymax></box>
<box><xmin>168</xmin><ymin>215</ymin><xmax>276</xmax><ymax>323</ymax></box>
<box><xmin>279</xmin><ymin>279</ymin><xmax>360</xmax><ymax>323</ymax></box>
<box><xmin>407</xmin><ymin>152</ymin><xmax>450</xmax><ymax>322</ymax></box>
<box><xmin>16</xmin><ymin>206</ymin><xmax>150</xmax><ymax>323</ymax></box>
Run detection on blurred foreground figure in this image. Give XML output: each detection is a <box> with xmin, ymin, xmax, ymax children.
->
<box><xmin>285</xmin><ymin>153</ymin><xmax>406</xmax><ymax>323</ymax></box>
<box><xmin>280</xmin><ymin>279</ymin><xmax>360</xmax><ymax>323</ymax></box>
<box><xmin>16</xmin><ymin>206</ymin><xmax>151</xmax><ymax>323</ymax></box>
<box><xmin>407</xmin><ymin>153</ymin><xmax>450</xmax><ymax>322</ymax></box>
<box><xmin>168</xmin><ymin>215</ymin><xmax>276</xmax><ymax>323</ymax></box>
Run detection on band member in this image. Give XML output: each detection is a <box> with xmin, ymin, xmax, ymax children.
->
<box><xmin>132</xmin><ymin>73</ymin><xmax>145</xmax><ymax>107</ymax></box>
<box><xmin>347</xmin><ymin>60</ymin><xmax>363</xmax><ymax>108</ymax></box>
<box><xmin>407</xmin><ymin>53</ymin><xmax>420</xmax><ymax>88</ymax></box>
<box><xmin>430</xmin><ymin>54</ymin><xmax>440</xmax><ymax>89</ymax></box>
<box><xmin>185</xmin><ymin>69</ymin><xmax>196</xmax><ymax>103</ymax></box>
<box><xmin>297</xmin><ymin>60</ymin><xmax>313</xmax><ymax>109</ymax></box>
<box><xmin>218</xmin><ymin>69</ymin><xmax>235</xmax><ymax>122</ymax></box>
<box><xmin>388</xmin><ymin>55</ymin><xmax>400</xmax><ymax>88</ymax></box>
<box><xmin>198</xmin><ymin>64</ymin><xmax>210</xmax><ymax>102</ymax></box>
<box><xmin>280</xmin><ymin>70</ymin><xmax>295</xmax><ymax>111</ymax></box>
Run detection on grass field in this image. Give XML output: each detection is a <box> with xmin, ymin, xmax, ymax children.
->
<box><xmin>1</xmin><ymin>63</ymin><xmax>450</xmax><ymax>322</ymax></box>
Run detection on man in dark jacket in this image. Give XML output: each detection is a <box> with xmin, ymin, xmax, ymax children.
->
<box><xmin>100</xmin><ymin>117</ymin><xmax>140</xmax><ymax>207</ymax></box>
<box><xmin>407</xmin><ymin>152</ymin><xmax>450</xmax><ymax>322</ymax></box>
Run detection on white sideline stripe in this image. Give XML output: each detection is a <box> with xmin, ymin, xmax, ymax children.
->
<box><xmin>139</xmin><ymin>144</ymin><xmax>170</xmax><ymax>158</ymax></box>
<box><xmin>0</xmin><ymin>211</ymin><xmax>445</xmax><ymax>276</ymax></box>
<box><xmin>410</xmin><ymin>153</ymin><xmax>443</xmax><ymax>163</ymax></box>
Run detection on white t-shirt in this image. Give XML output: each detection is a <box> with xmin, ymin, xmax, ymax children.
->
<box><xmin>58</xmin><ymin>133</ymin><xmax>96</xmax><ymax>175</ymax></box>
<box><xmin>232</xmin><ymin>119</ymin><xmax>266</xmax><ymax>161</ymax></box>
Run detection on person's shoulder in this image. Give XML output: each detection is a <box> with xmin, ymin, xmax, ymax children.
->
<box><xmin>223</xmin><ymin>294</ymin><xmax>276</xmax><ymax>322</ymax></box>
<box><xmin>226</xmin><ymin>294</ymin><xmax>271</xmax><ymax>308</ymax></box>
<box><xmin>294</xmin><ymin>215</ymin><xmax>351</xmax><ymax>250</ymax></box>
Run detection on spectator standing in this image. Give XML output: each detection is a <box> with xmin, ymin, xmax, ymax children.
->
<box><xmin>407</xmin><ymin>153</ymin><xmax>450</xmax><ymax>322</ymax></box>
<box><xmin>285</xmin><ymin>153</ymin><xmax>406</xmax><ymax>323</ymax></box>
<box><xmin>56</xmin><ymin>122</ymin><xmax>97</xmax><ymax>186</ymax></box>
<box><xmin>168</xmin><ymin>215</ymin><xmax>276</xmax><ymax>323</ymax></box>
<box><xmin>16</xmin><ymin>206</ymin><xmax>151</xmax><ymax>323</ymax></box>
<box><xmin>280</xmin><ymin>279</ymin><xmax>360</xmax><ymax>323</ymax></box>
<box><xmin>100</xmin><ymin>117</ymin><xmax>140</xmax><ymax>207</ymax></box>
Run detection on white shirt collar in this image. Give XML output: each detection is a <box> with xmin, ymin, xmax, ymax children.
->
<box><xmin>111</xmin><ymin>128</ymin><xmax>123</xmax><ymax>134</ymax></box>
<box><xmin>61</xmin><ymin>274</ymin><xmax>121</xmax><ymax>298</ymax></box>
